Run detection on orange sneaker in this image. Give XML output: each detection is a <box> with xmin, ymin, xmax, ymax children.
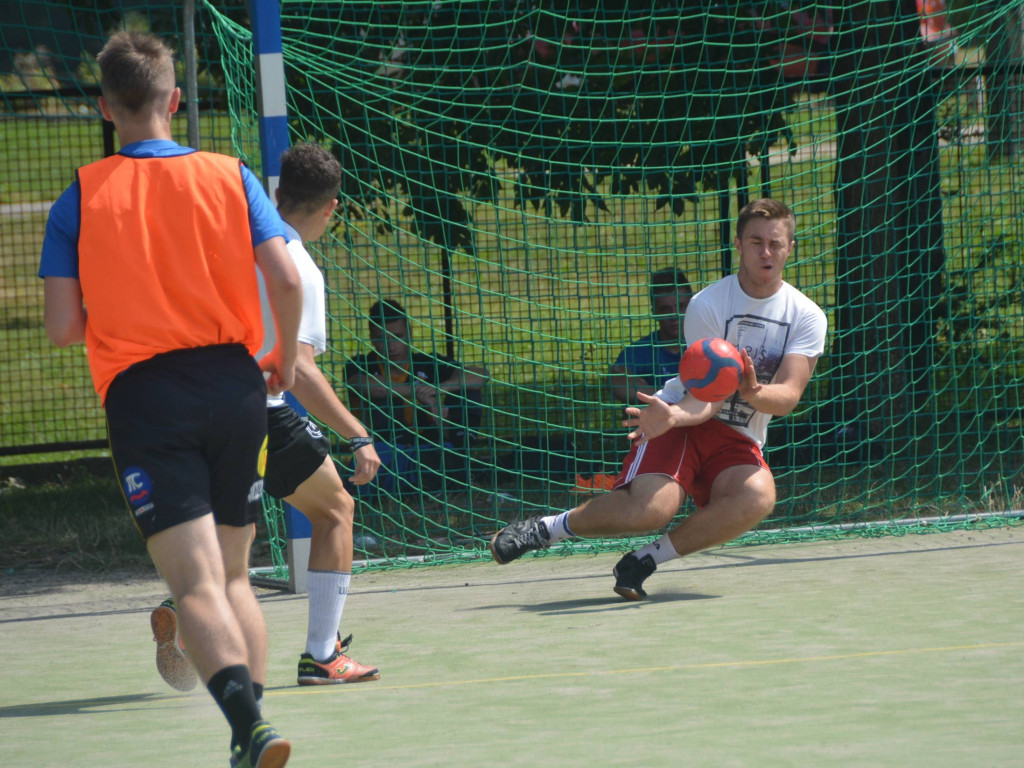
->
<box><xmin>150</xmin><ymin>598</ymin><xmax>198</xmax><ymax>692</ymax></box>
<box><xmin>574</xmin><ymin>473</ymin><xmax>618</xmax><ymax>494</ymax></box>
<box><xmin>296</xmin><ymin>633</ymin><xmax>380</xmax><ymax>685</ymax></box>
<box><xmin>574</xmin><ymin>474</ymin><xmax>595</xmax><ymax>493</ymax></box>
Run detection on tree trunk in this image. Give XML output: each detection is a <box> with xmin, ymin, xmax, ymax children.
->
<box><xmin>828</xmin><ymin>0</ymin><xmax>946</xmax><ymax>457</ymax></box>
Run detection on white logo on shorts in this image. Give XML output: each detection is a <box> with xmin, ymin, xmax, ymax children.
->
<box><xmin>133</xmin><ymin>502</ymin><xmax>155</xmax><ymax>518</ymax></box>
<box><xmin>247</xmin><ymin>479</ymin><xmax>264</xmax><ymax>502</ymax></box>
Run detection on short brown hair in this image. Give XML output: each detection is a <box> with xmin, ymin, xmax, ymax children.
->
<box><xmin>736</xmin><ymin>198</ymin><xmax>796</xmax><ymax>241</ymax></box>
<box><xmin>368</xmin><ymin>299</ymin><xmax>408</xmax><ymax>333</ymax></box>
<box><xmin>278</xmin><ymin>143</ymin><xmax>342</xmax><ymax>215</ymax></box>
<box><xmin>96</xmin><ymin>31</ymin><xmax>175</xmax><ymax>114</ymax></box>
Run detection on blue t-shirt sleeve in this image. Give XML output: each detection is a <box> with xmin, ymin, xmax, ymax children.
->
<box><xmin>240</xmin><ymin>164</ymin><xmax>286</xmax><ymax>246</ymax></box>
<box><xmin>39</xmin><ymin>182</ymin><xmax>82</xmax><ymax>278</ymax></box>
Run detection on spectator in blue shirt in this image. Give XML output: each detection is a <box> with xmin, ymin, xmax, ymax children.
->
<box><xmin>609</xmin><ymin>268</ymin><xmax>693</xmax><ymax>404</ymax></box>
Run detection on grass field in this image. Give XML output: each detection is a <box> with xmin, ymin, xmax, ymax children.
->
<box><xmin>1</xmin><ymin>525</ymin><xmax>1022</xmax><ymax>768</ymax></box>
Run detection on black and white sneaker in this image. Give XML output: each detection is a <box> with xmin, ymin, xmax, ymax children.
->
<box><xmin>489</xmin><ymin>517</ymin><xmax>551</xmax><ymax>564</ymax></box>
<box><xmin>612</xmin><ymin>552</ymin><xmax>657</xmax><ymax>601</ymax></box>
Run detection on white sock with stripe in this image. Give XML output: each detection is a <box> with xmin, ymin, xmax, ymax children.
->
<box><xmin>540</xmin><ymin>510</ymin><xmax>575</xmax><ymax>543</ymax></box>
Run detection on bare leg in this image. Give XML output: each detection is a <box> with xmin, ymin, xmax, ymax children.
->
<box><xmin>147</xmin><ymin>516</ymin><xmax>248</xmax><ymax>683</ymax></box>
<box><xmin>286</xmin><ymin>457</ymin><xmax>378</xmax><ymax>681</ymax></box>
<box><xmin>567</xmin><ymin>474</ymin><xmax>685</xmax><ymax>537</ymax></box>
<box><xmin>666</xmin><ymin>464</ymin><xmax>776</xmax><ymax>557</ymax></box>
<box><xmin>286</xmin><ymin>456</ymin><xmax>353</xmax><ymax>572</ymax></box>
<box><xmin>217</xmin><ymin>523</ymin><xmax>266</xmax><ymax>684</ymax></box>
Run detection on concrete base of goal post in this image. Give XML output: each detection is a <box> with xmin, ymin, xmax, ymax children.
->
<box><xmin>283</xmin><ymin>392</ymin><xmax>312</xmax><ymax>594</ymax></box>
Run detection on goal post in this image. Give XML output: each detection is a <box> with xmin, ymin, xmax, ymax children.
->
<box><xmin>248</xmin><ymin>0</ymin><xmax>311</xmax><ymax>593</ymax></box>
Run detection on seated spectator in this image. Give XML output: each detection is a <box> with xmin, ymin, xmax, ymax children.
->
<box><xmin>609</xmin><ymin>268</ymin><xmax>693</xmax><ymax>404</ymax></box>
<box><xmin>345</xmin><ymin>299</ymin><xmax>488</xmax><ymax>495</ymax></box>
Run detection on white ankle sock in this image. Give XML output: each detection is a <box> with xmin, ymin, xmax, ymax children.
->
<box><xmin>633</xmin><ymin>534</ymin><xmax>679</xmax><ymax>565</ymax></box>
<box><xmin>305</xmin><ymin>570</ymin><xmax>350</xmax><ymax>661</ymax></box>
<box><xmin>540</xmin><ymin>510</ymin><xmax>575</xmax><ymax>543</ymax></box>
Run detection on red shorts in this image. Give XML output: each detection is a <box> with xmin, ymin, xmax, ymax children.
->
<box><xmin>613</xmin><ymin>418</ymin><xmax>770</xmax><ymax>508</ymax></box>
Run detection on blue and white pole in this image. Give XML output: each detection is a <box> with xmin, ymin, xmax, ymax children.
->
<box><xmin>250</xmin><ymin>0</ymin><xmax>312</xmax><ymax>594</ymax></box>
<box><xmin>250</xmin><ymin>0</ymin><xmax>290</xmax><ymax>200</ymax></box>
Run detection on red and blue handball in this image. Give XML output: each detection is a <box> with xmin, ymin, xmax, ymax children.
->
<box><xmin>678</xmin><ymin>338</ymin><xmax>744</xmax><ymax>402</ymax></box>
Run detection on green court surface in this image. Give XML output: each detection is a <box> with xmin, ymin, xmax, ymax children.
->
<box><xmin>1</xmin><ymin>526</ymin><xmax>1022</xmax><ymax>768</ymax></box>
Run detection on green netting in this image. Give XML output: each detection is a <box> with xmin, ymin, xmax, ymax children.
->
<box><xmin>3</xmin><ymin>2</ymin><xmax>1022</xmax><ymax>575</ymax></box>
<box><xmin>200</xmin><ymin>1</ymin><xmax>1024</xmax><ymax>572</ymax></box>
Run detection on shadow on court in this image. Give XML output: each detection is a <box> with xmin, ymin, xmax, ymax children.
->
<box><xmin>473</xmin><ymin>591</ymin><xmax>720</xmax><ymax>616</ymax></box>
<box><xmin>0</xmin><ymin>692</ymin><xmax>185</xmax><ymax>718</ymax></box>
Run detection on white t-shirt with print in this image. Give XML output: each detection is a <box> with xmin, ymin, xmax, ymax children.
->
<box><xmin>657</xmin><ymin>274</ymin><xmax>827</xmax><ymax>448</ymax></box>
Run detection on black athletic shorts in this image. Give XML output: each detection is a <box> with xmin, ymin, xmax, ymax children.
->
<box><xmin>105</xmin><ymin>344</ymin><xmax>268</xmax><ymax>540</ymax></box>
<box><xmin>264</xmin><ymin>404</ymin><xmax>332</xmax><ymax>499</ymax></box>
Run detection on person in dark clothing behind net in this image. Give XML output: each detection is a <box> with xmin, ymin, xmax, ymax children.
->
<box><xmin>345</xmin><ymin>299</ymin><xmax>488</xmax><ymax>496</ymax></box>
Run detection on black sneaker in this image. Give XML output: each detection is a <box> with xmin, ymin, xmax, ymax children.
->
<box><xmin>612</xmin><ymin>552</ymin><xmax>657</xmax><ymax>601</ymax></box>
<box><xmin>230</xmin><ymin>719</ymin><xmax>290</xmax><ymax>768</ymax></box>
<box><xmin>489</xmin><ymin>517</ymin><xmax>550</xmax><ymax>564</ymax></box>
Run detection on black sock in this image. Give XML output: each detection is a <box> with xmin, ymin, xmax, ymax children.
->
<box><xmin>253</xmin><ymin>682</ymin><xmax>264</xmax><ymax>711</ymax></box>
<box><xmin>207</xmin><ymin>665</ymin><xmax>261</xmax><ymax>751</ymax></box>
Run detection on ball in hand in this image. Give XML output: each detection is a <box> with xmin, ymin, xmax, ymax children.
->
<box><xmin>679</xmin><ymin>338</ymin><xmax>744</xmax><ymax>402</ymax></box>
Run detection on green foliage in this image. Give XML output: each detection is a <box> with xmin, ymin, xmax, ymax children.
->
<box><xmin>282</xmin><ymin>1</ymin><xmax>802</xmax><ymax>252</ymax></box>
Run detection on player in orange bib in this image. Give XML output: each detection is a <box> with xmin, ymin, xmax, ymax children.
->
<box><xmin>39</xmin><ymin>31</ymin><xmax>301</xmax><ymax>768</ymax></box>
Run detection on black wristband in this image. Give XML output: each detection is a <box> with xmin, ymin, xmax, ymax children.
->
<box><xmin>349</xmin><ymin>436</ymin><xmax>374</xmax><ymax>452</ymax></box>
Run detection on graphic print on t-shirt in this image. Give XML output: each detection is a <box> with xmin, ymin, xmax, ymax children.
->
<box><xmin>719</xmin><ymin>314</ymin><xmax>791</xmax><ymax>427</ymax></box>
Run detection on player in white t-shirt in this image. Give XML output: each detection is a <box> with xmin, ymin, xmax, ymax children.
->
<box><xmin>490</xmin><ymin>199</ymin><xmax>828</xmax><ymax>600</ymax></box>
<box><xmin>150</xmin><ymin>144</ymin><xmax>383</xmax><ymax>692</ymax></box>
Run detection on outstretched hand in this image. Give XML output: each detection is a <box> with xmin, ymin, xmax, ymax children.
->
<box><xmin>622</xmin><ymin>391</ymin><xmax>675</xmax><ymax>445</ymax></box>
